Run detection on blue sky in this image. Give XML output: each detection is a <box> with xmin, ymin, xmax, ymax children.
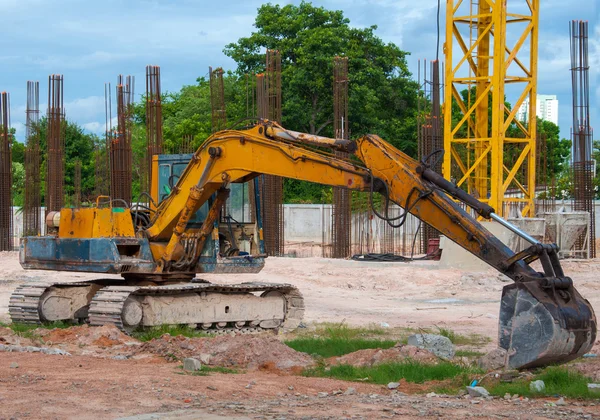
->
<box><xmin>1</xmin><ymin>0</ymin><xmax>597</xmax><ymax>142</ymax></box>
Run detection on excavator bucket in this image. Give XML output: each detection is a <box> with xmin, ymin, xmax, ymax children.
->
<box><xmin>499</xmin><ymin>281</ymin><xmax>596</xmax><ymax>369</ymax></box>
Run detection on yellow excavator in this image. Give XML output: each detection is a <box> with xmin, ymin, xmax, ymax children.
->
<box><xmin>9</xmin><ymin>120</ymin><xmax>596</xmax><ymax>369</ymax></box>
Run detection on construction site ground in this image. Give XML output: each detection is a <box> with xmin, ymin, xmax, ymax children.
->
<box><xmin>1</xmin><ymin>250</ymin><xmax>599</xmax><ymax>419</ymax></box>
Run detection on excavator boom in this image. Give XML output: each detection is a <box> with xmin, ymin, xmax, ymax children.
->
<box><xmin>13</xmin><ymin>121</ymin><xmax>596</xmax><ymax>369</ymax></box>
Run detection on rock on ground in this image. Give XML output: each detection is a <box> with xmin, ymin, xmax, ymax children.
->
<box><xmin>183</xmin><ymin>358</ymin><xmax>201</xmax><ymax>372</ymax></box>
<box><xmin>407</xmin><ymin>334</ymin><xmax>455</xmax><ymax>360</ymax></box>
<box><xmin>529</xmin><ymin>380</ymin><xmax>545</xmax><ymax>393</ymax></box>
<box><xmin>466</xmin><ymin>386</ymin><xmax>489</xmax><ymax>398</ymax></box>
<box><xmin>478</xmin><ymin>347</ymin><xmax>507</xmax><ymax>371</ymax></box>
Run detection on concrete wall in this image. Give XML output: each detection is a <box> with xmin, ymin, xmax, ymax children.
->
<box><xmin>9</xmin><ymin>200</ymin><xmax>600</xmax><ymax>254</ymax></box>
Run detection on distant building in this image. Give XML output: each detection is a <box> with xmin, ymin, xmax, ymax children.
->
<box><xmin>516</xmin><ymin>94</ymin><xmax>559</xmax><ymax>126</ymax></box>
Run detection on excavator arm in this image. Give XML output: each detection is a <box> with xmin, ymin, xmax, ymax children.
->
<box><xmin>144</xmin><ymin>121</ymin><xmax>595</xmax><ymax>369</ymax></box>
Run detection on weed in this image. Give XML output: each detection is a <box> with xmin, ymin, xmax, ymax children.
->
<box><xmin>314</xmin><ymin>322</ymin><xmax>387</xmax><ymax>339</ymax></box>
<box><xmin>285</xmin><ymin>337</ymin><xmax>396</xmax><ymax>358</ymax></box>
<box><xmin>486</xmin><ymin>366</ymin><xmax>595</xmax><ymax>399</ymax></box>
<box><xmin>0</xmin><ymin>321</ymin><xmax>72</xmax><ymax>340</ymax></box>
<box><xmin>178</xmin><ymin>365</ymin><xmax>239</xmax><ymax>376</ymax></box>
<box><xmin>303</xmin><ymin>360</ymin><xmax>479</xmax><ymax>385</ymax></box>
<box><xmin>131</xmin><ymin>325</ymin><xmax>209</xmax><ymax>342</ymax></box>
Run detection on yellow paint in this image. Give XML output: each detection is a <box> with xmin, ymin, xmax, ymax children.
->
<box><xmin>150</xmin><ymin>156</ymin><xmax>159</xmax><ymax>210</ymax></box>
<box><xmin>444</xmin><ymin>0</ymin><xmax>538</xmax><ymax>217</ymax></box>
<box><xmin>59</xmin><ymin>208</ymin><xmax>135</xmax><ymax>239</ymax></box>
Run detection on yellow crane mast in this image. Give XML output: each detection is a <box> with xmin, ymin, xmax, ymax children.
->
<box><xmin>443</xmin><ymin>0</ymin><xmax>539</xmax><ymax>217</ymax></box>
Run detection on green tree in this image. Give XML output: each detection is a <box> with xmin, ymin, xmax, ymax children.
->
<box><xmin>11</xmin><ymin>161</ymin><xmax>24</xmax><ymax>206</ymax></box>
<box><xmin>11</xmin><ymin>137</ymin><xmax>24</xmax><ymax>164</ymax></box>
<box><xmin>224</xmin><ymin>2</ymin><xmax>419</xmax><ymax>203</ymax></box>
<box><xmin>36</xmin><ymin>118</ymin><xmax>97</xmax><ymax>206</ymax></box>
<box><xmin>224</xmin><ymin>2</ymin><xmax>418</xmax><ymax>151</ymax></box>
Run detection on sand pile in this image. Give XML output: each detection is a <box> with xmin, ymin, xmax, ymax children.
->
<box><xmin>136</xmin><ymin>333</ymin><xmax>314</xmax><ymax>370</ymax></box>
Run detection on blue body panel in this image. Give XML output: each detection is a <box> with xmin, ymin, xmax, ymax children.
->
<box><xmin>20</xmin><ymin>154</ymin><xmax>266</xmax><ymax>277</ymax></box>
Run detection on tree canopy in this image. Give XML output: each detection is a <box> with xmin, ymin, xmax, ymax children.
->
<box><xmin>224</xmin><ymin>1</ymin><xmax>419</xmax><ymax>153</ymax></box>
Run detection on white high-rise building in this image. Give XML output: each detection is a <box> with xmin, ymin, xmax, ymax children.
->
<box><xmin>516</xmin><ymin>94</ymin><xmax>559</xmax><ymax>125</ymax></box>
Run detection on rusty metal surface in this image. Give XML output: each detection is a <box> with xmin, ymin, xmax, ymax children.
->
<box><xmin>570</xmin><ymin>21</ymin><xmax>595</xmax><ymax>258</ymax></box>
<box><xmin>417</xmin><ymin>60</ymin><xmax>443</xmax><ymax>254</ymax></box>
<box><xmin>209</xmin><ymin>67</ymin><xmax>227</xmax><ymax>133</ymax></box>
<box><xmin>24</xmin><ymin>81</ymin><xmax>41</xmax><ymax>237</ymax></box>
<box><xmin>257</xmin><ymin>53</ymin><xmax>285</xmax><ymax>257</ymax></box>
<box><xmin>145</xmin><ymin>65</ymin><xmax>163</xmax><ymax>198</ymax></box>
<box><xmin>46</xmin><ymin>75</ymin><xmax>64</xmax><ymax>213</ymax></box>
<box><xmin>109</xmin><ymin>75</ymin><xmax>134</xmax><ymax>204</ymax></box>
<box><xmin>0</xmin><ymin>92</ymin><xmax>12</xmax><ymax>250</ymax></box>
<box><xmin>331</xmin><ymin>56</ymin><xmax>351</xmax><ymax>258</ymax></box>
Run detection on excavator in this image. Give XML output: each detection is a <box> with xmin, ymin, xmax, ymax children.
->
<box><xmin>9</xmin><ymin>120</ymin><xmax>596</xmax><ymax>369</ymax></box>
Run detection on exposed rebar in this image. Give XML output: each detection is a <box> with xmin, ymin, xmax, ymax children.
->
<box><xmin>209</xmin><ymin>67</ymin><xmax>227</xmax><ymax>133</ymax></box>
<box><xmin>145</xmin><ymin>65</ymin><xmax>163</xmax><ymax>198</ymax></box>
<box><xmin>331</xmin><ymin>56</ymin><xmax>351</xmax><ymax>259</ymax></box>
<box><xmin>417</xmin><ymin>60</ymin><xmax>443</xmax><ymax>253</ymax></box>
<box><xmin>110</xmin><ymin>75</ymin><xmax>134</xmax><ymax>205</ymax></box>
<box><xmin>24</xmin><ymin>81</ymin><xmax>41</xmax><ymax>236</ymax></box>
<box><xmin>0</xmin><ymin>92</ymin><xmax>12</xmax><ymax>250</ymax></box>
<box><xmin>570</xmin><ymin>20</ymin><xmax>595</xmax><ymax>257</ymax></box>
<box><xmin>46</xmin><ymin>75</ymin><xmax>64</xmax><ymax>213</ymax></box>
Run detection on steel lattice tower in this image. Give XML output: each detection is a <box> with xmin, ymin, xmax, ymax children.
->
<box><xmin>443</xmin><ymin>0</ymin><xmax>539</xmax><ymax>217</ymax></box>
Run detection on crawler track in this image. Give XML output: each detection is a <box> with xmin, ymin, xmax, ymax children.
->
<box><xmin>10</xmin><ymin>281</ymin><xmax>304</xmax><ymax>334</ymax></box>
<box><xmin>88</xmin><ymin>282</ymin><xmax>304</xmax><ymax>333</ymax></box>
<box><xmin>9</xmin><ymin>282</ymin><xmax>92</xmax><ymax>324</ymax></box>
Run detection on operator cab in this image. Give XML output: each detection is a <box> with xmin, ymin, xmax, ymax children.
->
<box><xmin>153</xmin><ymin>154</ymin><xmax>265</xmax><ymax>274</ymax></box>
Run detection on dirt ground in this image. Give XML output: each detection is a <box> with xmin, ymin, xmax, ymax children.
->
<box><xmin>1</xmin><ymin>251</ymin><xmax>600</xmax><ymax>419</ymax></box>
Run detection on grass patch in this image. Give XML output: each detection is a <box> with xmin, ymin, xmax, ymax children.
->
<box><xmin>0</xmin><ymin>321</ymin><xmax>72</xmax><ymax>340</ymax></box>
<box><xmin>131</xmin><ymin>325</ymin><xmax>209</xmax><ymax>342</ymax></box>
<box><xmin>285</xmin><ymin>337</ymin><xmax>397</xmax><ymax>358</ymax></box>
<box><xmin>304</xmin><ymin>360</ymin><xmax>478</xmax><ymax>385</ymax></box>
<box><xmin>308</xmin><ymin>323</ymin><xmax>388</xmax><ymax>340</ymax></box>
<box><xmin>455</xmin><ymin>350</ymin><xmax>485</xmax><ymax>357</ymax></box>
<box><xmin>487</xmin><ymin>366</ymin><xmax>595</xmax><ymax>399</ymax></box>
<box><xmin>285</xmin><ymin>322</ymin><xmax>397</xmax><ymax>358</ymax></box>
<box><xmin>178</xmin><ymin>365</ymin><xmax>239</xmax><ymax>376</ymax></box>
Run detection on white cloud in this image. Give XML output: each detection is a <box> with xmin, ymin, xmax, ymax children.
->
<box><xmin>81</xmin><ymin>121</ymin><xmax>103</xmax><ymax>133</ymax></box>
<box><xmin>63</xmin><ymin>96</ymin><xmax>105</xmax><ymax>121</ymax></box>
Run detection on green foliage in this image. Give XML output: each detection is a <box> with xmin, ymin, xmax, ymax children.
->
<box><xmin>11</xmin><ymin>161</ymin><xmax>24</xmax><ymax>206</ymax></box>
<box><xmin>131</xmin><ymin>325</ymin><xmax>209</xmax><ymax>342</ymax></box>
<box><xmin>179</xmin><ymin>365</ymin><xmax>239</xmax><ymax>376</ymax></box>
<box><xmin>537</xmin><ymin>119</ymin><xmax>571</xmax><ymax>180</ymax></box>
<box><xmin>303</xmin><ymin>361</ymin><xmax>477</xmax><ymax>385</ymax></box>
<box><xmin>0</xmin><ymin>321</ymin><xmax>72</xmax><ymax>340</ymax></box>
<box><xmin>224</xmin><ymin>1</ymin><xmax>419</xmax><ymax>202</ymax></box>
<box><xmin>11</xmin><ymin>138</ymin><xmax>24</xmax><ymax>164</ymax></box>
<box><xmin>285</xmin><ymin>322</ymin><xmax>396</xmax><ymax>358</ymax></box>
<box><xmin>225</xmin><ymin>2</ymin><xmax>418</xmax><ymax>143</ymax></box>
<box><xmin>285</xmin><ymin>337</ymin><xmax>396</xmax><ymax>358</ymax></box>
<box><xmin>33</xmin><ymin>118</ymin><xmax>97</xmax><ymax>206</ymax></box>
<box><xmin>487</xmin><ymin>367</ymin><xmax>595</xmax><ymax>399</ymax></box>
<box><xmin>450</xmin><ymin>89</ymin><xmax>571</xmax><ymax>189</ymax></box>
